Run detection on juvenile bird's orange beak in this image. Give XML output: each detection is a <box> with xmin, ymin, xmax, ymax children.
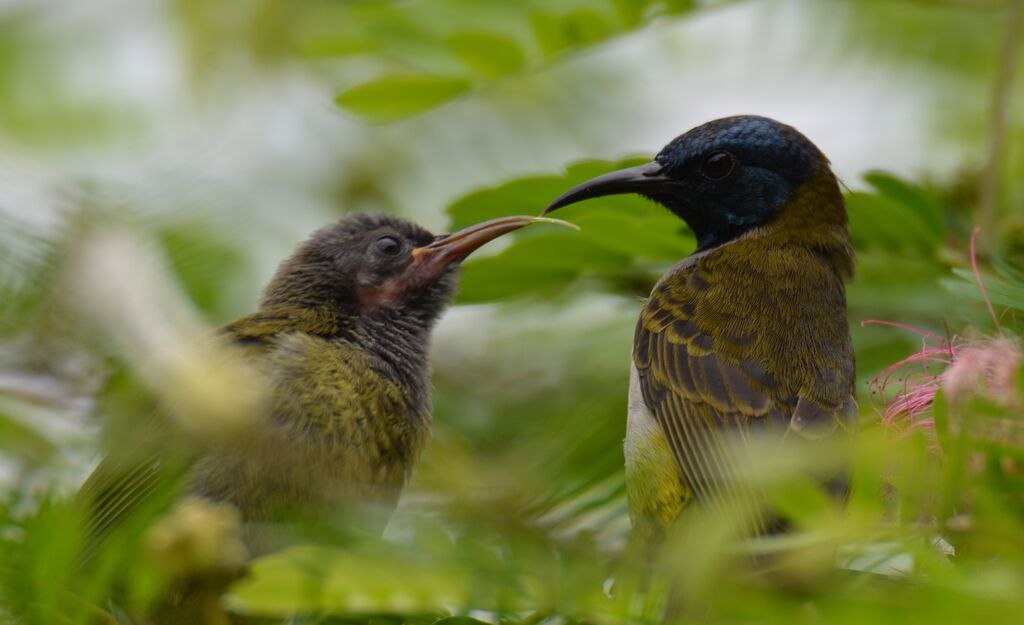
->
<box><xmin>412</xmin><ymin>216</ymin><xmax>535</xmax><ymax>267</ymax></box>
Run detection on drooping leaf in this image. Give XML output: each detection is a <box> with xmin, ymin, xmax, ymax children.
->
<box><xmin>456</xmin><ymin>260</ymin><xmax>579</xmax><ymax>304</ymax></box>
<box><xmin>944</xmin><ymin>268</ymin><xmax>1024</xmax><ymax>313</ymax></box>
<box><xmin>335</xmin><ymin>75</ymin><xmax>472</xmax><ymax>122</ymax></box>
<box><xmin>447</xmin><ymin>158</ymin><xmax>653</xmax><ymax>229</ymax></box>
<box><xmin>862</xmin><ymin>171</ymin><xmax>945</xmax><ymax>238</ymax></box>
<box><xmin>446</xmin><ymin>31</ymin><xmax>526</xmax><ymax>78</ymax></box>
<box><xmin>845</xmin><ymin>170</ymin><xmax>947</xmax><ymax>257</ymax></box>
<box><xmin>455</xmin><ymin>232</ymin><xmax>632</xmax><ymax>304</ymax></box>
<box><xmin>846</xmin><ymin>190</ymin><xmax>942</xmax><ymax>255</ymax></box>
<box><xmin>448</xmin><ymin>158</ymin><xmax>695</xmax><ymax>303</ymax></box>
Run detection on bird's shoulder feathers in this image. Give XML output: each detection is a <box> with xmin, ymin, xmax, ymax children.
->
<box><xmin>632</xmin><ymin>239</ymin><xmax>857</xmax><ymax>524</ymax></box>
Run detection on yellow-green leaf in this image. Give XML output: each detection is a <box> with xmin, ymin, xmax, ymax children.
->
<box><xmin>335</xmin><ymin>75</ymin><xmax>472</xmax><ymax>122</ymax></box>
<box><xmin>446</xmin><ymin>31</ymin><xmax>526</xmax><ymax>78</ymax></box>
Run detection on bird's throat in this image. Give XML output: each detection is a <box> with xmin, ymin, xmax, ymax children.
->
<box><xmin>655</xmin><ymin>197</ymin><xmax>751</xmax><ymax>253</ymax></box>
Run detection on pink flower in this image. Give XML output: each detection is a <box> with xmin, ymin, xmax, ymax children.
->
<box><xmin>863</xmin><ymin>228</ymin><xmax>1021</xmax><ymax>455</ymax></box>
<box><xmin>864</xmin><ymin>321</ymin><xmax>955</xmax><ymax>435</ymax></box>
<box><xmin>942</xmin><ymin>339</ymin><xmax>1021</xmax><ymax>407</ymax></box>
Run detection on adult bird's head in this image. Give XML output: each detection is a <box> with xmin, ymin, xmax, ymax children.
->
<box><xmin>260</xmin><ymin>213</ymin><xmax>539</xmax><ymax>321</ymax></box>
<box><xmin>545</xmin><ymin>116</ymin><xmax>850</xmax><ymax>266</ymax></box>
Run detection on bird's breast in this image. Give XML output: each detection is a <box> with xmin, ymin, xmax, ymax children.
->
<box><xmin>188</xmin><ymin>332</ymin><xmax>431</xmax><ymax>524</ymax></box>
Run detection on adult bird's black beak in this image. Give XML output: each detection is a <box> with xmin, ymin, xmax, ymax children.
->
<box><xmin>406</xmin><ymin>215</ymin><xmax>574</xmax><ymax>286</ymax></box>
<box><xmin>543</xmin><ymin>161</ymin><xmax>673</xmax><ymax>214</ymax></box>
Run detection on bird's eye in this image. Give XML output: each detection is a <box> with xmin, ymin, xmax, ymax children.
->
<box><xmin>700</xmin><ymin>151</ymin><xmax>736</xmax><ymax>180</ymax></box>
<box><xmin>374</xmin><ymin>235</ymin><xmax>402</xmax><ymax>256</ymax></box>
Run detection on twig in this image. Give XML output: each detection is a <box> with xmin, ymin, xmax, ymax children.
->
<box><xmin>977</xmin><ymin>0</ymin><xmax>1023</xmax><ymax>254</ymax></box>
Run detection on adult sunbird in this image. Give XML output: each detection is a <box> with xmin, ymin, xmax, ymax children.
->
<box><xmin>79</xmin><ymin>213</ymin><xmax>561</xmax><ymax>576</ymax></box>
<box><xmin>544</xmin><ymin>116</ymin><xmax>857</xmax><ymax>542</ymax></box>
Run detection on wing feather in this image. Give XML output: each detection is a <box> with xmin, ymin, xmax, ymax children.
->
<box><xmin>76</xmin><ymin>306</ymin><xmax>341</xmax><ymax>566</ymax></box>
<box><xmin>633</xmin><ymin>256</ymin><xmax>854</xmax><ymax>532</ymax></box>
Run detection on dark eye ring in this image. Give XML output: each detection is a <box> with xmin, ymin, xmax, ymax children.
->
<box><xmin>700</xmin><ymin>150</ymin><xmax>737</xmax><ymax>181</ymax></box>
<box><xmin>374</xmin><ymin>235</ymin><xmax>402</xmax><ymax>256</ymax></box>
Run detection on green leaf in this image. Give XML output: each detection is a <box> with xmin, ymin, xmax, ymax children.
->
<box><xmin>529</xmin><ymin>10</ymin><xmax>570</xmax><ymax>57</ymax></box>
<box><xmin>845</xmin><ymin>171</ymin><xmax>947</xmax><ymax>257</ymax></box>
<box><xmin>529</xmin><ymin>9</ymin><xmax>614</xmax><ymax>58</ymax></box>
<box><xmin>945</xmin><ymin>254</ymin><xmax>1024</xmax><ymax>314</ymax></box>
<box><xmin>227</xmin><ymin>545</ymin><xmax>471</xmax><ymax>617</ymax></box>
<box><xmin>449</xmin><ymin>177</ymin><xmax>568</xmax><ymax>229</ymax></box>
<box><xmin>447</xmin><ymin>158</ymin><xmax>696</xmax><ymax>303</ymax></box>
<box><xmin>862</xmin><ymin>171</ymin><xmax>944</xmax><ymax>238</ymax></box>
<box><xmin>561</xmin><ymin>9</ymin><xmax>614</xmax><ymax>46</ymax></box>
<box><xmin>495</xmin><ymin>232</ymin><xmax>631</xmax><ymax>271</ymax></box>
<box><xmin>0</xmin><ymin>213</ymin><xmax>59</xmax><ymax>338</ymax></box>
<box><xmin>0</xmin><ymin>405</ymin><xmax>56</xmax><ymax>464</ymax></box>
<box><xmin>335</xmin><ymin>75</ymin><xmax>472</xmax><ymax>122</ymax></box>
<box><xmin>846</xmin><ymin>189</ymin><xmax>941</xmax><ymax>255</ymax></box>
<box><xmin>158</xmin><ymin>222</ymin><xmax>245</xmax><ymax>317</ymax></box>
<box><xmin>446</xmin><ymin>31</ymin><xmax>526</xmax><ymax>78</ymax></box>
<box><xmin>611</xmin><ymin>0</ymin><xmax>655</xmax><ymax>27</ymax></box>
<box><xmin>456</xmin><ymin>256</ymin><xmax>580</xmax><ymax>305</ymax></box>
<box><xmin>947</xmin><ymin>268</ymin><xmax>1024</xmax><ymax>312</ymax></box>
<box><xmin>767</xmin><ymin>476</ymin><xmax>838</xmax><ymax>528</ymax></box>
<box><xmin>447</xmin><ymin>158</ymin><xmax>649</xmax><ymax>229</ymax></box>
<box><xmin>992</xmin><ymin>252</ymin><xmax>1024</xmax><ymax>285</ymax></box>
<box><xmin>297</xmin><ymin>36</ymin><xmax>380</xmax><ymax>58</ymax></box>
<box><xmin>549</xmin><ymin>201</ymin><xmax>693</xmax><ymax>261</ymax></box>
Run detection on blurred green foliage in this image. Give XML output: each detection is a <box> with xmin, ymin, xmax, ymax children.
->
<box><xmin>2</xmin><ymin>0</ymin><xmax>1024</xmax><ymax>624</ymax></box>
<box><xmin>449</xmin><ymin>158</ymin><xmax>692</xmax><ymax>302</ymax></box>
<box><xmin>304</xmin><ymin>0</ymin><xmax>708</xmax><ymax>121</ymax></box>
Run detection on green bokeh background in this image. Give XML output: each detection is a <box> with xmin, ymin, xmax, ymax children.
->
<box><xmin>1</xmin><ymin>1</ymin><xmax>1022</xmax><ymax>624</ymax></box>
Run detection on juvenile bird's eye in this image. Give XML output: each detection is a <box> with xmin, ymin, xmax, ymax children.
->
<box><xmin>374</xmin><ymin>235</ymin><xmax>402</xmax><ymax>256</ymax></box>
<box><xmin>700</xmin><ymin>151</ymin><xmax>736</xmax><ymax>180</ymax></box>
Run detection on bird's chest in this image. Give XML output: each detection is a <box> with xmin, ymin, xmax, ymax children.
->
<box><xmin>189</xmin><ymin>336</ymin><xmax>431</xmax><ymax>521</ymax></box>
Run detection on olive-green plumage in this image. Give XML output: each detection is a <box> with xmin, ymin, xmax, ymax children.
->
<box><xmin>82</xmin><ymin>216</ymin><xmax>440</xmax><ymax>548</ymax></box>
<box><xmin>76</xmin><ymin>213</ymin><xmax>542</xmax><ymax>620</ymax></box>
<box><xmin>187</xmin><ymin>305</ymin><xmax>426</xmax><ymax>526</ymax></box>
<box><xmin>545</xmin><ymin>116</ymin><xmax>857</xmax><ymax>542</ymax></box>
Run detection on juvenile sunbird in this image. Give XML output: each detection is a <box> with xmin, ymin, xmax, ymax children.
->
<box><xmin>80</xmin><ymin>213</ymin><xmax>557</xmax><ymax>563</ymax></box>
<box><xmin>543</xmin><ymin>116</ymin><xmax>857</xmax><ymax>541</ymax></box>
